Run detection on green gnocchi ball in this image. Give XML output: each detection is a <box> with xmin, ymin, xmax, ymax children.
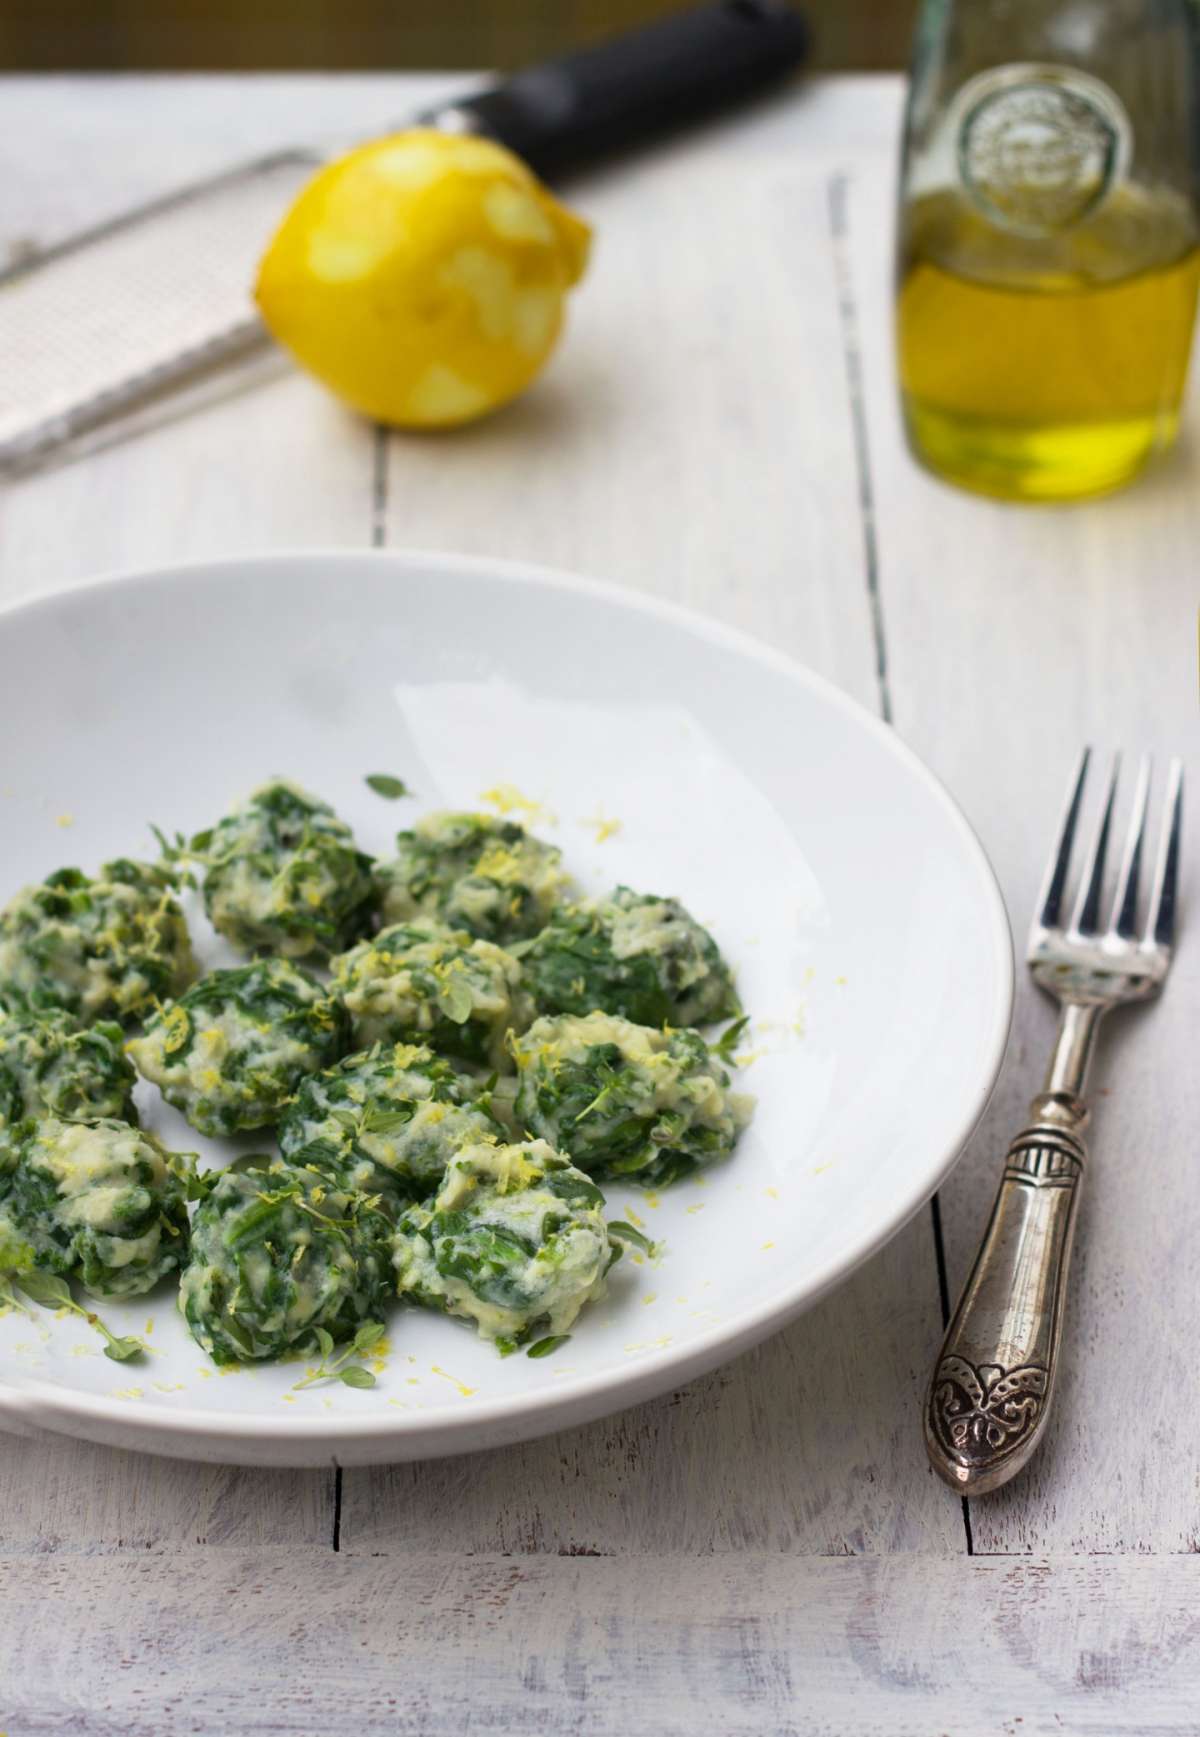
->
<box><xmin>201</xmin><ymin>780</ymin><xmax>375</xmax><ymax>960</ymax></box>
<box><xmin>522</xmin><ymin>886</ymin><xmax>738</xmax><ymax>1028</ymax></box>
<box><xmin>128</xmin><ymin>959</ymin><xmax>346</xmax><ymax>1137</ymax></box>
<box><xmin>512</xmin><ymin>1011</ymin><xmax>750</xmax><ymax>1187</ymax></box>
<box><xmin>5</xmin><ymin>1117</ymin><xmax>190</xmax><ymax>1298</ymax></box>
<box><xmin>180</xmin><ymin>1162</ymin><xmax>390</xmax><ymax>1365</ymax></box>
<box><xmin>374</xmin><ymin>811</ymin><xmax>568</xmax><ymax>944</ymax></box>
<box><xmin>392</xmin><ymin>1137</ymin><xmax>613</xmax><ymax>1349</ymax></box>
<box><xmin>278</xmin><ymin>1041</ymin><xmax>501</xmax><ymax>1207</ymax></box>
<box><xmin>332</xmin><ymin>922</ymin><xmax>531</xmax><ymax>1071</ymax></box>
<box><xmin>0</xmin><ymin>858</ymin><xmax>196</xmax><ymax>1027</ymax></box>
<box><xmin>0</xmin><ymin>1010</ymin><xmax>137</xmax><ymax>1163</ymax></box>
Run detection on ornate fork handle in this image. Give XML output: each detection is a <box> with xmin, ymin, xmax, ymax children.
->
<box><xmin>925</xmin><ymin>752</ymin><xmax>1182</xmax><ymax>1497</ymax></box>
<box><xmin>924</xmin><ymin>1089</ymin><xmax>1089</xmax><ymax>1496</ymax></box>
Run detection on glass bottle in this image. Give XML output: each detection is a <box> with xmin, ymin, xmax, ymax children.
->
<box><xmin>896</xmin><ymin>0</ymin><xmax>1200</xmax><ymax>501</ymax></box>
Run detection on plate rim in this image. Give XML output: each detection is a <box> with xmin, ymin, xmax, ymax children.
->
<box><xmin>0</xmin><ymin>547</ymin><xmax>1014</xmax><ymax>1459</ymax></box>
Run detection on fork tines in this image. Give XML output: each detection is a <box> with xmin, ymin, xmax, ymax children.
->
<box><xmin>1034</xmin><ymin>749</ymin><xmax>1183</xmax><ymax>950</ymax></box>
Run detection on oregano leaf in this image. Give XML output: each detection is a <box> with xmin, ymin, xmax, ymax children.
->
<box><xmin>526</xmin><ymin>1335</ymin><xmax>571</xmax><ymax>1359</ymax></box>
<box><xmin>365</xmin><ymin>774</ymin><xmax>410</xmax><ymax>800</ymax></box>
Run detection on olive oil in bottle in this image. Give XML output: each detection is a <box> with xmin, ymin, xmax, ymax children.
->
<box><xmin>898</xmin><ymin>185</ymin><xmax>1200</xmax><ymax>500</ymax></box>
<box><xmin>896</xmin><ymin>4</ymin><xmax>1200</xmax><ymax>502</ymax></box>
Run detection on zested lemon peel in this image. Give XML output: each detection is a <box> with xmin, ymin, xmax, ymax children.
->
<box><xmin>256</xmin><ymin>129</ymin><xmax>591</xmax><ymax>429</ymax></box>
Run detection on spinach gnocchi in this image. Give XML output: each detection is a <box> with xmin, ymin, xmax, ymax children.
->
<box><xmin>375</xmin><ymin>811</ymin><xmax>568</xmax><ymax>944</ymax></box>
<box><xmin>128</xmin><ymin>959</ymin><xmax>346</xmax><ymax>1136</ymax></box>
<box><xmin>201</xmin><ymin>780</ymin><xmax>375</xmax><ymax>960</ymax></box>
<box><xmin>522</xmin><ymin>886</ymin><xmax>737</xmax><ymax>1028</ymax></box>
<box><xmin>391</xmin><ymin>1138</ymin><xmax>614</xmax><ymax>1349</ymax></box>
<box><xmin>3</xmin><ymin>1118</ymin><xmax>190</xmax><ymax>1298</ymax></box>
<box><xmin>0</xmin><ymin>858</ymin><xmax>195</xmax><ymax>1026</ymax></box>
<box><xmin>512</xmin><ymin>1011</ymin><xmax>749</xmax><ymax>1187</ymax></box>
<box><xmin>180</xmin><ymin>1161</ymin><xmax>389</xmax><ymax>1365</ymax></box>
<box><xmin>1</xmin><ymin>770</ymin><xmax>754</xmax><ymax>1375</ymax></box>
<box><xmin>332</xmin><ymin>922</ymin><xmax>531</xmax><ymax>1070</ymax></box>
<box><xmin>0</xmin><ymin>1010</ymin><xmax>137</xmax><ymax>1158</ymax></box>
<box><xmin>278</xmin><ymin>1042</ymin><xmax>500</xmax><ymax>1207</ymax></box>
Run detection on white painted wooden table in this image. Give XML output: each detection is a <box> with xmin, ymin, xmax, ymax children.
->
<box><xmin>2</xmin><ymin>72</ymin><xmax>1198</xmax><ymax>1736</ymax></box>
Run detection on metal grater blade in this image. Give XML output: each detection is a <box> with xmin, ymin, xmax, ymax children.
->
<box><xmin>0</xmin><ymin>151</ymin><xmax>323</xmax><ymax>476</ymax></box>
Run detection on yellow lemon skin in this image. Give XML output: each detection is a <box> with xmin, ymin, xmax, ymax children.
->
<box><xmin>255</xmin><ymin>130</ymin><xmax>591</xmax><ymax>429</ymax></box>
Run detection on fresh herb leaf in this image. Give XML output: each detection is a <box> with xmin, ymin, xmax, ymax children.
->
<box><xmin>149</xmin><ymin>824</ymin><xmax>199</xmax><ymax>888</ymax></box>
<box><xmin>711</xmin><ymin>1014</ymin><xmax>750</xmax><ymax>1065</ymax></box>
<box><xmin>292</xmin><ymin>1321</ymin><xmax>385</xmax><ymax>1391</ymax></box>
<box><xmin>359</xmin><ymin>1107</ymin><xmax>413</xmax><ymax>1137</ymax></box>
<box><xmin>365</xmin><ymin>774</ymin><xmax>411</xmax><ymax>801</ymax></box>
<box><xmin>437</xmin><ymin>977</ymin><xmax>475</xmax><ymax>1025</ymax></box>
<box><xmin>180</xmin><ymin>1164</ymin><xmax>214</xmax><ymax>1202</ymax></box>
<box><xmin>101</xmin><ymin>1331</ymin><xmax>145</xmax><ymax>1364</ymax></box>
<box><xmin>222</xmin><ymin>1314</ymin><xmax>257</xmax><ymax>1356</ymax></box>
<box><xmin>0</xmin><ymin>1276</ymin><xmax>32</xmax><ymax>1319</ymax></box>
<box><xmin>15</xmin><ymin>1269</ymin><xmax>72</xmax><ymax>1308</ymax></box>
<box><xmin>227</xmin><ymin>1152</ymin><xmax>276</xmax><ymax>1177</ymax></box>
<box><xmin>606</xmin><ymin>1220</ymin><xmax>657</xmax><ymax>1257</ymax></box>
<box><xmin>526</xmin><ymin>1335</ymin><xmax>571</xmax><ymax>1359</ymax></box>
<box><xmin>14</xmin><ymin>1270</ymin><xmax>148</xmax><ymax>1361</ymax></box>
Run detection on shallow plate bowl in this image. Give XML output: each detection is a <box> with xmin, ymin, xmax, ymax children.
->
<box><xmin>0</xmin><ymin>551</ymin><xmax>1011</xmax><ymax>1465</ymax></box>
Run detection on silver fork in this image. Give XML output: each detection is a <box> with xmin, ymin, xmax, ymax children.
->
<box><xmin>924</xmin><ymin>749</ymin><xmax>1184</xmax><ymax>1497</ymax></box>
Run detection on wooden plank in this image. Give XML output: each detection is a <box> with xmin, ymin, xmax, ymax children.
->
<box><xmin>0</xmin><ymin>367</ymin><xmax>376</xmax><ymax>606</ymax></box>
<box><xmin>3</xmin><ymin>1552</ymin><xmax>1200</xmax><ymax>1733</ymax></box>
<box><xmin>0</xmin><ymin>72</ymin><xmax>895</xmax><ymax>264</ymax></box>
<box><xmin>0</xmin><ymin>1433</ymin><xmax>334</xmax><ymax>1553</ymax></box>
<box><xmin>844</xmin><ymin>94</ymin><xmax>1200</xmax><ymax>1552</ymax></box>
<box><xmin>0</xmin><ymin>74</ymin><xmax>462</xmax><ymax>260</ymax></box>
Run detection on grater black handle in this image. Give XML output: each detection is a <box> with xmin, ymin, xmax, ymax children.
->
<box><xmin>422</xmin><ymin>2</ymin><xmax>812</xmax><ymax>178</ymax></box>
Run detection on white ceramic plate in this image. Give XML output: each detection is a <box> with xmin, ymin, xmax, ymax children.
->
<box><xmin>0</xmin><ymin>551</ymin><xmax>1011</xmax><ymax>1466</ymax></box>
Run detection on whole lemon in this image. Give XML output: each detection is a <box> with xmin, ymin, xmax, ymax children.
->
<box><xmin>255</xmin><ymin>130</ymin><xmax>591</xmax><ymax>428</ymax></box>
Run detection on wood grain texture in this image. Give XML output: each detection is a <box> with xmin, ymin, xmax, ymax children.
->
<box><xmin>0</xmin><ymin>72</ymin><xmax>889</xmax><ymax>265</ymax></box>
<box><xmin>843</xmin><ymin>127</ymin><xmax>1200</xmax><ymax>1553</ymax></box>
<box><xmin>0</xmin><ymin>1433</ymin><xmax>334</xmax><ymax>1553</ymax></box>
<box><xmin>377</xmin><ymin>150</ymin><xmax>878</xmax><ymax>691</ymax></box>
<box><xmin>0</xmin><ymin>74</ymin><xmax>462</xmax><ymax>263</ymax></box>
<box><xmin>4</xmin><ymin>1553</ymin><xmax>1200</xmax><ymax>1734</ymax></box>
